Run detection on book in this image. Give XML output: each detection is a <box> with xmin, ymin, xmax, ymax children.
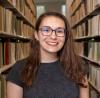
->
<box><xmin>0</xmin><ymin>5</ymin><xmax>4</xmax><ymax>31</ymax></box>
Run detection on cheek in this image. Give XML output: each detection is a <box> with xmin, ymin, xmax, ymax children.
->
<box><xmin>37</xmin><ymin>33</ymin><xmax>44</xmax><ymax>41</ymax></box>
<box><xmin>38</xmin><ymin>34</ymin><xmax>47</xmax><ymax>44</ymax></box>
<box><xmin>60</xmin><ymin>41</ymin><xmax>65</xmax><ymax>50</ymax></box>
<box><xmin>42</xmin><ymin>36</ymin><xmax>48</xmax><ymax>41</ymax></box>
<box><xmin>60</xmin><ymin>37</ymin><xmax>65</xmax><ymax>46</ymax></box>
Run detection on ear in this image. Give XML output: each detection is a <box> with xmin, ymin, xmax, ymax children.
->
<box><xmin>34</xmin><ymin>31</ymin><xmax>39</xmax><ymax>40</ymax></box>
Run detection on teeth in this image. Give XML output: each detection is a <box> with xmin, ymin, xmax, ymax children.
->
<box><xmin>49</xmin><ymin>43</ymin><xmax>57</xmax><ymax>45</ymax></box>
<box><xmin>46</xmin><ymin>42</ymin><xmax>57</xmax><ymax>45</ymax></box>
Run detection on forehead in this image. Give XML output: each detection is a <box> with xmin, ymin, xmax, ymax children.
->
<box><xmin>40</xmin><ymin>16</ymin><xmax>65</xmax><ymax>28</ymax></box>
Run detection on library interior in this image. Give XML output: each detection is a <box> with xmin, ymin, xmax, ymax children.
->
<box><xmin>0</xmin><ymin>0</ymin><xmax>100</xmax><ymax>98</ymax></box>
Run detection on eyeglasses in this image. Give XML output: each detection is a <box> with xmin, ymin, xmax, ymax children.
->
<box><xmin>39</xmin><ymin>26</ymin><xmax>66</xmax><ymax>37</ymax></box>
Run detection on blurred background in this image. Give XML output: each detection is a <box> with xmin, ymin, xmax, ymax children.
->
<box><xmin>34</xmin><ymin>0</ymin><xmax>66</xmax><ymax>17</ymax></box>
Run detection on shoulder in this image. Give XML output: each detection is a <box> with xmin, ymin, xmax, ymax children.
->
<box><xmin>12</xmin><ymin>57</ymin><xmax>28</xmax><ymax>71</ymax></box>
<box><xmin>7</xmin><ymin>57</ymin><xmax>28</xmax><ymax>75</ymax></box>
<box><xmin>6</xmin><ymin>57</ymin><xmax>28</xmax><ymax>87</ymax></box>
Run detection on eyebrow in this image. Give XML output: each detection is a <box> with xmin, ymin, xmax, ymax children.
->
<box><xmin>39</xmin><ymin>26</ymin><xmax>65</xmax><ymax>29</ymax></box>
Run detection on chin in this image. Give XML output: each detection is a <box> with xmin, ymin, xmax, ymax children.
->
<box><xmin>46</xmin><ymin>48</ymin><xmax>61</xmax><ymax>53</ymax></box>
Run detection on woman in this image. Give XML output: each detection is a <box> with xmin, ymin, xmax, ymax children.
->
<box><xmin>6</xmin><ymin>12</ymin><xmax>89</xmax><ymax>98</ymax></box>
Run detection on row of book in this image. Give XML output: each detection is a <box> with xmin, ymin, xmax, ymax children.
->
<box><xmin>71</xmin><ymin>2</ymin><xmax>86</xmax><ymax>25</ymax></box>
<box><xmin>70</xmin><ymin>0</ymin><xmax>82</xmax><ymax>15</ymax></box>
<box><xmin>72</xmin><ymin>14</ymin><xmax>100</xmax><ymax>37</ymax></box>
<box><xmin>0</xmin><ymin>0</ymin><xmax>36</xmax><ymax>97</ymax></box>
<box><xmin>88</xmin><ymin>15</ymin><xmax>100</xmax><ymax>36</ymax></box>
<box><xmin>70</xmin><ymin>0</ymin><xmax>100</xmax><ymax>27</ymax></box>
<box><xmin>0</xmin><ymin>5</ymin><xmax>34</xmax><ymax>38</ymax></box>
<box><xmin>89</xmin><ymin>63</ymin><xmax>100</xmax><ymax>92</ymax></box>
<box><xmin>0</xmin><ymin>75</ymin><xmax>6</xmax><ymax>98</ymax></box>
<box><xmin>6</xmin><ymin>0</ymin><xmax>36</xmax><ymax>24</ymax></box>
<box><xmin>8</xmin><ymin>0</ymin><xmax>25</xmax><ymax>13</ymax></box>
<box><xmin>76</xmin><ymin>42</ymin><xmax>100</xmax><ymax>63</ymax></box>
<box><xmin>86</xmin><ymin>0</ymin><xmax>100</xmax><ymax>14</ymax></box>
<box><xmin>88</xmin><ymin>42</ymin><xmax>100</xmax><ymax>63</ymax></box>
<box><xmin>90</xmin><ymin>89</ymin><xmax>100</xmax><ymax>98</ymax></box>
<box><xmin>70</xmin><ymin>0</ymin><xmax>100</xmax><ymax>15</ymax></box>
<box><xmin>72</xmin><ymin>22</ymin><xmax>87</xmax><ymax>37</ymax></box>
<box><xmin>69</xmin><ymin>0</ymin><xmax>100</xmax><ymax>97</ymax></box>
<box><xmin>9</xmin><ymin>0</ymin><xmax>36</xmax><ymax>15</ymax></box>
<box><xmin>0</xmin><ymin>42</ymin><xmax>30</xmax><ymax>67</ymax></box>
<box><xmin>25</xmin><ymin>0</ymin><xmax>36</xmax><ymax>16</ymax></box>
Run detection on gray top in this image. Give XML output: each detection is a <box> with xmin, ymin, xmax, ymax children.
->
<box><xmin>6</xmin><ymin>58</ymin><xmax>80</xmax><ymax>98</ymax></box>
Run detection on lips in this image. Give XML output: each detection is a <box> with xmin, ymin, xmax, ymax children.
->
<box><xmin>46</xmin><ymin>41</ymin><xmax>58</xmax><ymax>46</ymax></box>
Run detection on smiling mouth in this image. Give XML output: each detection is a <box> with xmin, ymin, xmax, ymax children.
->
<box><xmin>46</xmin><ymin>41</ymin><xmax>58</xmax><ymax>46</ymax></box>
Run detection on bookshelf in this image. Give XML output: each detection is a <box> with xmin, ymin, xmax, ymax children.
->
<box><xmin>71</xmin><ymin>5</ymin><xmax>100</xmax><ymax>29</ymax></box>
<box><xmin>0</xmin><ymin>0</ymin><xmax>35</xmax><ymax>28</ymax></box>
<box><xmin>0</xmin><ymin>62</ymin><xmax>15</xmax><ymax>74</ymax></box>
<box><xmin>69</xmin><ymin>0</ymin><xmax>100</xmax><ymax>98</ymax></box>
<box><xmin>80</xmin><ymin>55</ymin><xmax>100</xmax><ymax>66</ymax></box>
<box><xmin>0</xmin><ymin>32</ymin><xmax>31</xmax><ymax>42</ymax></box>
<box><xmin>0</xmin><ymin>0</ymin><xmax>36</xmax><ymax>97</ymax></box>
<box><xmin>71</xmin><ymin>0</ymin><xmax>83</xmax><ymax>16</ymax></box>
<box><xmin>74</xmin><ymin>35</ymin><xmax>100</xmax><ymax>42</ymax></box>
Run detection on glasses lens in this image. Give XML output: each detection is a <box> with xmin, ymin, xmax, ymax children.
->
<box><xmin>39</xmin><ymin>26</ymin><xmax>65</xmax><ymax>37</ymax></box>
<box><xmin>40</xmin><ymin>27</ymin><xmax>51</xmax><ymax>36</ymax></box>
<box><xmin>56</xmin><ymin>28</ymin><xmax>65</xmax><ymax>37</ymax></box>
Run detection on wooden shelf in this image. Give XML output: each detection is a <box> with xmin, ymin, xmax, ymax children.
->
<box><xmin>0</xmin><ymin>32</ymin><xmax>31</xmax><ymax>42</ymax></box>
<box><xmin>70</xmin><ymin>0</ymin><xmax>75</xmax><ymax>6</ymax></box>
<box><xmin>25</xmin><ymin>0</ymin><xmax>36</xmax><ymax>17</ymax></box>
<box><xmin>80</xmin><ymin>55</ymin><xmax>100</xmax><ymax>66</ymax></box>
<box><xmin>71</xmin><ymin>0</ymin><xmax>83</xmax><ymax>16</ymax></box>
<box><xmin>0</xmin><ymin>0</ymin><xmax>35</xmax><ymax>29</ymax></box>
<box><xmin>0</xmin><ymin>62</ymin><xmax>15</xmax><ymax>74</ymax></box>
<box><xmin>72</xmin><ymin>5</ymin><xmax>100</xmax><ymax>29</ymax></box>
<box><xmin>74</xmin><ymin>35</ymin><xmax>100</xmax><ymax>42</ymax></box>
<box><xmin>89</xmin><ymin>81</ymin><xmax>100</xmax><ymax>94</ymax></box>
<box><xmin>70</xmin><ymin>0</ymin><xmax>100</xmax><ymax>96</ymax></box>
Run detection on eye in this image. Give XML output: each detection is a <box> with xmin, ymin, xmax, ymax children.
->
<box><xmin>42</xmin><ymin>27</ymin><xmax>51</xmax><ymax>33</ymax></box>
<box><xmin>43</xmin><ymin>29</ymin><xmax>49</xmax><ymax>32</ymax></box>
<box><xmin>56</xmin><ymin>29</ymin><xmax>64</xmax><ymax>33</ymax></box>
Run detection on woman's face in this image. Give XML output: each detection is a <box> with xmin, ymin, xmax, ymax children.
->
<box><xmin>35</xmin><ymin>16</ymin><xmax>66</xmax><ymax>56</ymax></box>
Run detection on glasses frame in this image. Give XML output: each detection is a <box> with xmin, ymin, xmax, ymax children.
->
<box><xmin>39</xmin><ymin>26</ymin><xmax>66</xmax><ymax>37</ymax></box>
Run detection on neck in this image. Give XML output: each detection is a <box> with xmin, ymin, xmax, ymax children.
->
<box><xmin>40</xmin><ymin>52</ymin><xmax>58</xmax><ymax>63</ymax></box>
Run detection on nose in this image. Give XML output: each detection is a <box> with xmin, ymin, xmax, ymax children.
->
<box><xmin>50</xmin><ymin>30</ymin><xmax>57</xmax><ymax>39</ymax></box>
